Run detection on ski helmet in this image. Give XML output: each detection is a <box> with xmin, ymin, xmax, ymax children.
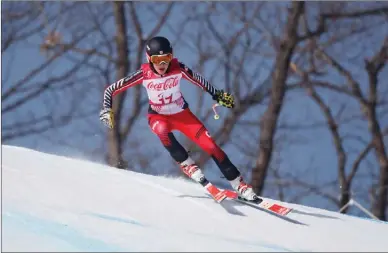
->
<box><xmin>145</xmin><ymin>36</ymin><xmax>173</xmax><ymax>57</ymax></box>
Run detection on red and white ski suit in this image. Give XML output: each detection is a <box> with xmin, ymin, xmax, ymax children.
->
<box><xmin>102</xmin><ymin>58</ymin><xmax>240</xmax><ymax>180</ymax></box>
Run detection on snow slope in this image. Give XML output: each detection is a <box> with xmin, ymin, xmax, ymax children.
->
<box><xmin>2</xmin><ymin>145</ymin><xmax>388</xmax><ymax>252</ymax></box>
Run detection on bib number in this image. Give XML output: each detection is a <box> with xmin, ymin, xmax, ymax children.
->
<box><xmin>158</xmin><ymin>94</ymin><xmax>173</xmax><ymax>105</ymax></box>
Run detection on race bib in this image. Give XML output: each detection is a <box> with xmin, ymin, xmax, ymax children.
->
<box><xmin>143</xmin><ymin>74</ymin><xmax>182</xmax><ymax>105</ymax></box>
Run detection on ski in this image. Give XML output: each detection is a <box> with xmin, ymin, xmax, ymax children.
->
<box><xmin>203</xmin><ymin>182</ymin><xmax>227</xmax><ymax>203</ymax></box>
<box><xmin>194</xmin><ymin>175</ymin><xmax>292</xmax><ymax>216</ymax></box>
<box><xmin>222</xmin><ymin>189</ymin><xmax>293</xmax><ymax>216</ymax></box>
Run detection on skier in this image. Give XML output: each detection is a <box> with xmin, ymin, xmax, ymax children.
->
<box><xmin>99</xmin><ymin>36</ymin><xmax>259</xmax><ymax>201</ymax></box>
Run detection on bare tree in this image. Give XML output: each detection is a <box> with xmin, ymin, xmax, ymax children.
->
<box><xmin>104</xmin><ymin>2</ymin><xmax>175</xmax><ymax>168</ymax></box>
<box><xmin>315</xmin><ymin>40</ymin><xmax>388</xmax><ymax>219</ymax></box>
<box><xmin>251</xmin><ymin>2</ymin><xmax>326</xmax><ymax>195</ymax></box>
<box><xmin>286</xmin><ymin>2</ymin><xmax>388</xmax><ymax>219</ymax></box>
<box><xmin>174</xmin><ymin>2</ymin><xmax>273</xmax><ymax>179</ymax></box>
<box><xmin>2</xmin><ymin>2</ymin><xmax>100</xmax><ymax>141</ymax></box>
<box><xmin>5</xmin><ymin>2</ymin><xmax>386</xmax><ymax>220</ymax></box>
<box><xmin>290</xmin><ymin>62</ymin><xmax>378</xmax><ymax>213</ymax></box>
<box><xmin>3</xmin><ymin>2</ymin><xmax>192</xmax><ymax>173</ymax></box>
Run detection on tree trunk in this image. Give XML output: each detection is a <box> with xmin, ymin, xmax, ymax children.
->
<box><xmin>107</xmin><ymin>1</ymin><xmax>130</xmax><ymax>169</ymax></box>
<box><xmin>365</xmin><ymin>41</ymin><xmax>388</xmax><ymax>220</ymax></box>
<box><xmin>365</xmin><ymin>106</ymin><xmax>388</xmax><ymax>220</ymax></box>
<box><xmin>251</xmin><ymin>2</ymin><xmax>304</xmax><ymax>194</ymax></box>
<box><xmin>339</xmin><ymin>182</ymin><xmax>351</xmax><ymax>213</ymax></box>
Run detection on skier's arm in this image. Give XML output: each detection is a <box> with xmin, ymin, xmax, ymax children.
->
<box><xmin>179</xmin><ymin>62</ymin><xmax>218</xmax><ymax>97</ymax></box>
<box><xmin>179</xmin><ymin>62</ymin><xmax>234</xmax><ymax>108</ymax></box>
<box><xmin>102</xmin><ymin>69</ymin><xmax>144</xmax><ymax>109</ymax></box>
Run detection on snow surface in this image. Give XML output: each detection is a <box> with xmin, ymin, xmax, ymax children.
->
<box><xmin>2</xmin><ymin>145</ymin><xmax>388</xmax><ymax>252</ymax></box>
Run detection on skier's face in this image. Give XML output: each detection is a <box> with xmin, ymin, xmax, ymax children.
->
<box><xmin>153</xmin><ymin>62</ymin><xmax>169</xmax><ymax>75</ymax></box>
<box><xmin>149</xmin><ymin>53</ymin><xmax>172</xmax><ymax>75</ymax></box>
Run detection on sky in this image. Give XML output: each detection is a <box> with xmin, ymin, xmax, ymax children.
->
<box><xmin>2</xmin><ymin>2</ymin><xmax>387</xmax><ymax>214</ymax></box>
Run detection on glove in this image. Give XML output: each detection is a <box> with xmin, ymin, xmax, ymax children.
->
<box><xmin>99</xmin><ymin>108</ymin><xmax>115</xmax><ymax>129</ymax></box>
<box><xmin>213</xmin><ymin>90</ymin><xmax>235</xmax><ymax>109</ymax></box>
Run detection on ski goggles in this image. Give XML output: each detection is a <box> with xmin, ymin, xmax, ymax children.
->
<box><xmin>149</xmin><ymin>53</ymin><xmax>173</xmax><ymax>65</ymax></box>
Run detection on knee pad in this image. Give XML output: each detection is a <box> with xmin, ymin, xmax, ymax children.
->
<box><xmin>149</xmin><ymin>119</ymin><xmax>170</xmax><ymax>135</ymax></box>
<box><xmin>149</xmin><ymin>119</ymin><xmax>171</xmax><ymax>145</ymax></box>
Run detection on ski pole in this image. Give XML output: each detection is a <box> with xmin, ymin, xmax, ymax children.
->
<box><xmin>212</xmin><ymin>103</ymin><xmax>220</xmax><ymax>120</ymax></box>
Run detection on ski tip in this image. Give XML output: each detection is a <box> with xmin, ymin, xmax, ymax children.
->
<box><xmin>215</xmin><ymin>193</ymin><xmax>227</xmax><ymax>203</ymax></box>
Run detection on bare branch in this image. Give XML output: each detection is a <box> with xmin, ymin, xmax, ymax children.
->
<box><xmin>147</xmin><ymin>3</ymin><xmax>175</xmax><ymax>39</ymax></box>
<box><xmin>348</xmin><ymin>143</ymin><xmax>373</xmax><ymax>184</ymax></box>
<box><xmin>252</xmin><ymin>2</ymin><xmax>305</xmax><ymax>195</ymax></box>
<box><xmin>365</xmin><ymin>37</ymin><xmax>388</xmax><ymax>105</ymax></box>
<box><xmin>128</xmin><ymin>2</ymin><xmax>143</xmax><ymax>41</ymax></box>
<box><xmin>284</xmin><ymin>175</ymin><xmax>340</xmax><ymax>206</ymax></box>
<box><xmin>322</xmin><ymin>7</ymin><xmax>388</xmax><ymax>19</ymax></box>
<box><xmin>316</xmin><ymin>48</ymin><xmax>366</xmax><ymax>104</ymax></box>
<box><xmin>297</xmin><ymin>16</ymin><xmax>326</xmax><ymax>41</ymax></box>
<box><xmin>2</xmin><ymin>27</ymin><xmax>98</xmax><ymax>101</ymax></box>
<box><xmin>2</xmin><ymin>53</ymin><xmax>92</xmax><ymax>114</ymax></box>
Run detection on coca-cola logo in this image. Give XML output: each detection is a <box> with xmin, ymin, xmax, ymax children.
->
<box><xmin>147</xmin><ymin>77</ymin><xmax>179</xmax><ymax>91</ymax></box>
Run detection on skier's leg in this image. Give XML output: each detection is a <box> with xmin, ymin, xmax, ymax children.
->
<box><xmin>148</xmin><ymin>114</ymin><xmax>205</xmax><ymax>184</ymax></box>
<box><xmin>148</xmin><ymin>114</ymin><xmax>187</xmax><ymax>162</ymax></box>
<box><xmin>171</xmin><ymin>109</ymin><xmax>259</xmax><ymax>200</ymax></box>
<box><xmin>171</xmin><ymin>109</ymin><xmax>240</xmax><ymax>180</ymax></box>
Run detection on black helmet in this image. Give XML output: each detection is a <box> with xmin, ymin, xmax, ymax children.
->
<box><xmin>146</xmin><ymin>36</ymin><xmax>172</xmax><ymax>56</ymax></box>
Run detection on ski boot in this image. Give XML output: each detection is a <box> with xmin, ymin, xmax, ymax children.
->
<box><xmin>179</xmin><ymin>158</ymin><xmax>227</xmax><ymax>202</ymax></box>
<box><xmin>229</xmin><ymin>176</ymin><xmax>262</xmax><ymax>203</ymax></box>
<box><xmin>179</xmin><ymin>157</ymin><xmax>207</xmax><ymax>186</ymax></box>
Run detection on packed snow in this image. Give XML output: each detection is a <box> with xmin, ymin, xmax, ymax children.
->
<box><xmin>2</xmin><ymin>145</ymin><xmax>388</xmax><ymax>252</ymax></box>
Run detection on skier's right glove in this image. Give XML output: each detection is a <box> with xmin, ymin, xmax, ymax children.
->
<box><xmin>213</xmin><ymin>90</ymin><xmax>235</xmax><ymax>109</ymax></box>
<box><xmin>99</xmin><ymin>108</ymin><xmax>115</xmax><ymax>129</ymax></box>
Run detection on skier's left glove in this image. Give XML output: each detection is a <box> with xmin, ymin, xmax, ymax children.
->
<box><xmin>213</xmin><ymin>90</ymin><xmax>235</xmax><ymax>109</ymax></box>
<box><xmin>99</xmin><ymin>108</ymin><xmax>115</xmax><ymax>129</ymax></box>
